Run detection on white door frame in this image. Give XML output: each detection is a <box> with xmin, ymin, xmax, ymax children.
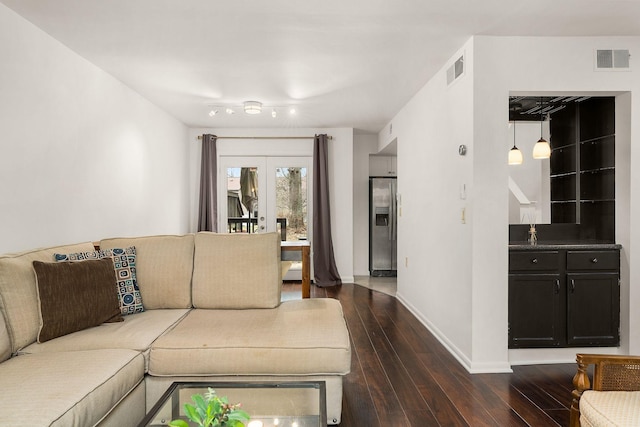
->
<box><xmin>217</xmin><ymin>156</ymin><xmax>313</xmax><ymax>238</ymax></box>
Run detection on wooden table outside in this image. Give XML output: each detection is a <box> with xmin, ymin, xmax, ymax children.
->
<box><xmin>281</xmin><ymin>240</ymin><xmax>311</xmax><ymax>298</ymax></box>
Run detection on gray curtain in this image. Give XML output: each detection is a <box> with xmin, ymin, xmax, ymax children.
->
<box><xmin>197</xmin><ymin>134</ymin><xmax>218</xmax><ymax>232</ymax></box>
<box><xmin>313</xmin><ymin>134</ymin><xmax>342</xmax><ymax>287</ymax></box>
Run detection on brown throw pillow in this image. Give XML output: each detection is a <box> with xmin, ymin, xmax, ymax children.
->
<box><xmin>33</xmin><ymin>258</ymin><xmax>123</xmax><ymax>343</ymax></box>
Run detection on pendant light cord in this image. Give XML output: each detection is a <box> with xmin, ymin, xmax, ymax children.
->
<box><xmin>540</xmin><ymin>96</ymin><xmax>544</xmax><ymax>138</ymax></box>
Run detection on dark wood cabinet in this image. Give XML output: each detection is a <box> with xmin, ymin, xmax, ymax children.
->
<box><xmin>509</xmin><ymin>273</ymin><xmax>563</xmax><ymax>347</ymax></box>
<box><xmin>566</xmin><ymin>272</ymin><xmax>620</xmax><ymax>346</ymax></box>
<box><xmin>509</xmin><ymin>246</ymin><xmax>620</xmax><ymax>348</ymax></box>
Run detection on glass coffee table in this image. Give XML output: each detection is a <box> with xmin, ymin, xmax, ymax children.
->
<box><xmin>139</xmin><ymin>381</ymin><xmax>327</xmax><ymax>427</ymax></box>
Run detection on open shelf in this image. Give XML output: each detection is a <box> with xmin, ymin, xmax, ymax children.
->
<box><xmin>549</xmin><ymin>97</ymin><xmax>615</xmax><ymax>240</ymax></box>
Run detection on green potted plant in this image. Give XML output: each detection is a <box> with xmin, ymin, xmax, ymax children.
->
<box><xmin>169</xmin><ymin>388</ymin><xmax>250</xmax><ymax>427</ymax></box>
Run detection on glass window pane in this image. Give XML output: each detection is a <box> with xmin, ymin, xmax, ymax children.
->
<box><xmin>226</xmin><ymin>166</ymin><xmax>259</xmax><ymax>234</ymax></box>
<box><xmin>275</xmin><ymin>167</ymin><xmax>307</xmax><ymax>242</ymax></box>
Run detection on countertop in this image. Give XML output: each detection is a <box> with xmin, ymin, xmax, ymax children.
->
<box><xmin>509</xmin><ymin>241</ymin><xmax>622</xmax><ymax>250</ymax></box>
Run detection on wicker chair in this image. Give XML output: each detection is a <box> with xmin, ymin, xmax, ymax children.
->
<box><xmin>571</xmin><ymin>353</ymin><xmax>640</xmax><ymax>427</ymax></box>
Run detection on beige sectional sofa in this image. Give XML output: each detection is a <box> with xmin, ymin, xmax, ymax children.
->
<box><xmin>0</xmin><ymin>232</ymin><xmax>351</xmax><ymax>426</ymax></box>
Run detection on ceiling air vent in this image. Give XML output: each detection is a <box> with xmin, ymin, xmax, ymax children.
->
<box><xmin>447</xmin><ymin>55</ymin><xmax>464</xmax><ymax>85</ymax></box>
<box><xmin>595</xmin><ymin>49</ymin><xmax>630</xmax><ymax>70</ymax></box>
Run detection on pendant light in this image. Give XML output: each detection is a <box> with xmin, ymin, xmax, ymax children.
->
<box><xmin>508</xmin><ymin>121</ymin><xmax>523</xmax><ymax>165</ymax></box>
<box><xmin>532</xmin><ymin>97</ymin><xmax>551</xmax><ymax>159</ymax></box>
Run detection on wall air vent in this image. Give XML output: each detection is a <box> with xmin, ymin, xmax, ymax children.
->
<box><xmin>447</xmin><ymin>55</ymin><xmax>464</xmax><ymax>85</ymax></box>
<box><xmin>595</xmin><ymin>49</ymin><xmax>631</xmax><ymax>70</ymax></box>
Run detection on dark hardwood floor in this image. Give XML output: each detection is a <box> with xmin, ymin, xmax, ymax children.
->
<box><xmin>283</xmin><ymin>281</ymin><xmax>577</xmax><ymax>427</ymax></box>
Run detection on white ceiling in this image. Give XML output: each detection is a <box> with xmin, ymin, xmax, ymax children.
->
<box><xmin>2</xmin><ymin>0</ymin><xmax>640</xmax><ymax>134</ymax></box>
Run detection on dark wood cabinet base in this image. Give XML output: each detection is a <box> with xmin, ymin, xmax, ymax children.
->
<box><xmin>509</xmin><ymin>245</ymin><xmax>620</xmax><ymax>349</ymax></box>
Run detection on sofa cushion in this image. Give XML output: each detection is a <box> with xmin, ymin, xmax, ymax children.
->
<box><xmin>0</xmin><ymin>241</ymin><xmax>96</xmax><ymax>352</ymax></box>
<box><xmin>580</xmin><ymin>390</ymin><xmax>640</xmax><ymax>427</ymax></box>
<box><xmin>34</xmin><ymin>259</ymin><xmax>123</xmax><ymax>343</ymax></box>
<box><xmin>21</xmin><ymin>309</ymin><xmax>189</xmax><ymax>371</ymax></box>
<box><xmin>0</xmin><ymin>349</ymin><xmax>144</xmax><ymax>427</ymax></box>
<box><xmin>149</xmin><ymin>298</ymin><xmax>351</xmax><ymax>376</ymax></box>
<box><xmin>100</xmin><ymin>235</ymin><xmax>194</xmax><ymax>309</ymax></box>
<box><xmin>192</xmin><ymin>232</ymin><xmax>281</xmax><ymax>309</ymax></box>
<box><xmin>0</xmin><ymin>311</ymin><xmax>10</xmax><ymax>363</ymax></box>
<box><xmin>55</xmin><ymin>246</ymin><xmax>144</xmax><ymax>315</ymax></box>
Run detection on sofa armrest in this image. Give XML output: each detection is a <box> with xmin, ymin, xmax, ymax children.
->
<box><xmin>570</xmin><ymin>353</ymin><xmax>640</xmax><ymax>427</ymax></box>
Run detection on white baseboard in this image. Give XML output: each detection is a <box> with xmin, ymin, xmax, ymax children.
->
<box><xmin>396</xmin><ymin>292</ymin><xmax>512</xmax><ymax>374</ymax></box>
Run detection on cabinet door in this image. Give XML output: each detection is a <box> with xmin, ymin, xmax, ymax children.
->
<box><xmin>567</xmin><ymin>273</ymin><xmax>620</xmax><ymax>346</ymax></box>
<box><xmin>369</xmin><ymin>156</ymin><xmax>397</xmax><ymax>176</ymax></box>
<box><xmin>509</xmin><ymin>274</ymin><xmax>563</xmax><ymax>348</ymax></box>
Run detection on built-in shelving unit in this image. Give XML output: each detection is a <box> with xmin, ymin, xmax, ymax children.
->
<box><xmin>549</xmin><ymin>97</ymin><xmax>615</xmax><ymax>241</ymax></box>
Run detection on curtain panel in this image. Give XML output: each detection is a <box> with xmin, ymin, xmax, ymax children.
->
<box><xmin>312</xmin><ymin>134</ymin><xmax>342</xmax><ymax>287</ymax></box>
<box><xmin>198</xmin><ymin>134</ymin><xmax>218</xmax><ymax>232</ymax></box>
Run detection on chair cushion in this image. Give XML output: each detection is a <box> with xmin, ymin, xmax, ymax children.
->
<box><xmin>581</xmin><ymin>390</ymin><xmax>640</xmax><ymax>427</ymax></box>
<box><xmin>192</xmin><ymin>232</ymin><xmax>281</xmax><ymax>309</ymax></box>
<box><xmin>0</xmin><ymin>242</ymin><xmax>96</xmax><ymax>352</ymax></box>
<box><xmin>0</xmin><ymin>349</ymin><xmax>144</xmax><ymax>427</ymax></box>
<box><xmin>100</xmin><ymin>235</ymin><xmax>194</xmax><ymax>309</ymax></box>
<box><xmin>33</xmin><ymin>259</ymin><xmax>123</xmax><ymax>342</ymax></box>
<box><xmin>149</xmin><ymin>299</ymin><xmax>351</xmax><ymax>376</ymax></box>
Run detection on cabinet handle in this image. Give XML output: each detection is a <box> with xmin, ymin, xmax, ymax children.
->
<box><xmin>571</xmin><ymin>279</ymin><xmax>576</xmax><ymax>293</ymax></box>
<box><xmin>531</xmin><ymin>258</ymin><xmax>538</xmax><ymax>264</ymax></box>
<box><xmin>591</xmin><ymin>258</ymin><xmax>598</xmax><ymax>263</ymax></box>
<box><xmin>555</xmin><ymin>279</ymin><xmax>560</xmax><ymax>294</ymax></box>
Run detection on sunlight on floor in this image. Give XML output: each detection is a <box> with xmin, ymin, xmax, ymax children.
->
<box><xmin>281</xmin><ymin>275</ymin><xmax>397</xmax><ymax>301</ymax></box>
<box><xmin>353</xmin><ymin>275</ymin><xmax>397</xmax><ymax>297</ymax></box>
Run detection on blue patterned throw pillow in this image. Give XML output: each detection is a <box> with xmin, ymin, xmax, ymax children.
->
<box><xmin>54</xmin><ymin>247</ymin><xmax>144</xmax><ymax>315</ymax></box>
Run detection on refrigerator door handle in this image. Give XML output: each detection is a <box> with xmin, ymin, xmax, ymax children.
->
<box><xmin>389</xmin><ymin>181</ymin><xmax>397</xmax><ymax>241</ymax></box>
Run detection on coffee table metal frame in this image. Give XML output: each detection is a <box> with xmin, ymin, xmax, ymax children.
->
<box><xmin>139</xmin><ymin>381</ymin><xmax>327</xmax><ymax>427</ymax></box>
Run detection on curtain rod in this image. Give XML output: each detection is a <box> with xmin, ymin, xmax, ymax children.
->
<box><xmin>196</xmin><ymin>135</ymin><xmax>332</xmax><ymax>140</ymax></box>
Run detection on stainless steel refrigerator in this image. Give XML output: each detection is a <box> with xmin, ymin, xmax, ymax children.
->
<box><xmin>369</xmin><ymin>177</ymin><xmax>397</xmax><ymax>276</ymax></box>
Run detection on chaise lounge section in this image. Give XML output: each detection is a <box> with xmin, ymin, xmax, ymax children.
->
<box><xmin>0</xmin><ymin>232</ymin><xmax>351</xmax><ymax>426</ymax></box>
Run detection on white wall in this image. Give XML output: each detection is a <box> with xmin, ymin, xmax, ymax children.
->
<box><xmin>380</xmin><ymin>35</ymin><xmax>640</xmax><ymax>372</ymax></box>
<box><xmin>353</xmin><ymin>134</ymin><xmax>379</xmax><ymax>276</ymax></box>
<box><xmin>379</xmin><ymin>39</ymin><xmax>478</xmax><ymax>370</ymax></box>
<box><xmin>474</xmin><ymin>36</ymin><xmax>638</xmax><ymax>365</ymax></box>
<box><xmin>0</xmin><ymin>4</ymin><xmax>190</xmax><ymax>254</ymax></box>
<box><xmin>188</xmin><ymin>128</ymin><xmax>355</xmax><ymax>283</ymax></box>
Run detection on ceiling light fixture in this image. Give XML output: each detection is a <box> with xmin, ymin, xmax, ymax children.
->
<box><xmin>244</xmin><ymin>101</ymin><xmax>262</xmax><ymax>115</ymax></box>
<box><xmin>206</xmin><ymin>101</ymin><xmax>295</xmax><ymax>118</ymax></box>
<box><xmin>532</xmin><ymin>98</ymin><xmax>551</xmax><ymax>159</ymax></box>
<box><xmin>508</xmin><ymin>121</ymin><xmax>523</xmax><ymax>165</ymax></box>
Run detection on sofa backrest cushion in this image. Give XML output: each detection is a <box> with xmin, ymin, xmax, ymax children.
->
<box><xmin>192</xmin><ymin>232</ymin><xmax>281</xmax><ymax>309</ymax></box>
<box><xmin>100</xmin><ymin>235</ymin><xmax>194</xmax><ymax>309</ymax></box>
<box><xmin>0</xmin><ymin>309</ymin><xmax>10</xmax><ymax>362</ymax></box>
<box><xmin>0</xmin><ymin>242</ymin><xmax>96</xmax><ymax>352</ymax></box>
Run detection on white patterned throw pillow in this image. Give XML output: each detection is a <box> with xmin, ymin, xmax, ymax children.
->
<box><xmin>54</xmin><ymin>247</ymin><xmax>144</xmax><ymax>315</ymax></box>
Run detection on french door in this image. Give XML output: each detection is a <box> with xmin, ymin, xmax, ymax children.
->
<box><xmin>218</xmin><ymin>156</ymin><xmax>312</xmax><ymax>243</ymax></box>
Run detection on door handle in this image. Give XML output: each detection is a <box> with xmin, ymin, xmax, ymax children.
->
<box><xmin>555</xmin><ymin>279</ymin><xmax>560</xmax><ymax>294</ymax></box>
<box><xmin>571</xmin><ymin>279</ymin><xmax>576</xmax><ymax>293</ymax></box>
